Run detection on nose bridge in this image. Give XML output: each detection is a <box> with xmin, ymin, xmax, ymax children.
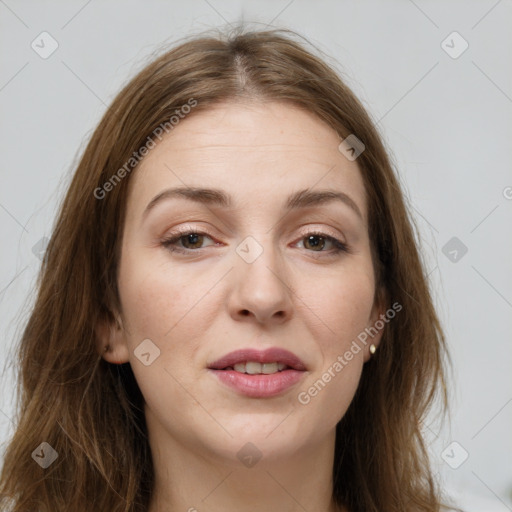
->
<box><xmin>230</xmin><ymin>231</ymin><xmax>292</xmax><ymax>322</ymax></box>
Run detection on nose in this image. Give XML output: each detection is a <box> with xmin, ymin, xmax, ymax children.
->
<box><xmin>227</xmin><ymin>237</ymin><xmax>293</xmax><ymax>325</ymax></box>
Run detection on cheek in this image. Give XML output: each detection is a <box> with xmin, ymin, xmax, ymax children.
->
<box><xmin>117</xmin><ymin>251</ymin><xmax>226</xmax><ymax>383</ymax></box>
<box><xmin>116</xmin><ymin>254</ymin><xmax>215</xmax><ymax>419</ymax></box>
<box><xmin>118</xmin><ymin>251</ymin><xmax>206</xmax><ymax>339</ymax></box>
<box><xmin>301</xmin><ymin>358</ymin><xmax>363</xmax><ymax>434</ymax></box>
<box><xmin>303</xmin><ymin>264</ymin><xmax>376</xmax><ymax>350</ymax></box>
<box><xmin>294</xmin><ymin>264</ymin><xmax>374</xmax><ymax>421</ymax></box>
<box><xmin>296</xmin><ymin>274</ymin><xmax>373</xmax><ymax>431</ymax></box>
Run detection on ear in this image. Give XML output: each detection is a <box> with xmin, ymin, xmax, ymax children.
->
<box><xmin>362</xmin><ymin>286</ymin><xmax>387</xmax><ymax>363</ymax></box>
<box><xmin>95</xmin><ymin>310</ymin><xmax>130</xmax><ymax>364</ymax></box>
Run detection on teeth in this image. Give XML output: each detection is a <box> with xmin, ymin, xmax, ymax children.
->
<box><xmin>246</xmin><ymin>362</ymin><xmax>262</xmax><ymax>375</ymax></box>
<box><xmin>231</xmin><ymin>362</ymin><xmax>288</xmax><ymax>374</ymax></box>
<box><xmin>262</xmin><ymin>363</ymin><xmax>278</xmax><ymax>374</ymax></box>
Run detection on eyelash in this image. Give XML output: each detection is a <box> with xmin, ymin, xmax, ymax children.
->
<box><xmin>160</xmin><ymin>227</ymin><xmax>349</xmax><ymax>258</ymax></box>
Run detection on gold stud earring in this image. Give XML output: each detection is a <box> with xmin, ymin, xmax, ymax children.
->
<box><xmin>369</xmin><ymin>344</ymin><xmax>376</xmax><ymax>355</ymax></box>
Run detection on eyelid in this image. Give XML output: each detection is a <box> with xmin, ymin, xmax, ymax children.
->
<box><xmin>162</xmin><ymin>223</ymin><xmax>345</xmax><ymax>241</ymax></box>
<box><xmin>294</xmin><ymin>225</ymin><xmax>346</xmax><ymax>243</ymax></box>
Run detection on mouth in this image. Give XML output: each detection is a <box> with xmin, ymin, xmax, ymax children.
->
<box><xmin>207</xmin><ymin>348</ymin><xmax>307</xmax><ymax>398</ymax></box>
<box><xmin>207</xmin><ymin>347</ymin><xmax>307</xmax><ymax>372</ymax></box>
<box><xmin>221</xmin><ymin>361</ymin><xmax>291</xmax><ymax>374</ymax></box>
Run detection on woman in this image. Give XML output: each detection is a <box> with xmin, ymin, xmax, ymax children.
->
<box><xmin>0</xmin><ymin>27</ymin><xmax>456</xmax><ymax>511</ymax></box>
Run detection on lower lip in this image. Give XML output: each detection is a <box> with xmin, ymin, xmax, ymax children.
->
<box><xmin>209</xmin><ymin>369</ymin><xmax>306</xmax><ymax>398</ymax></box>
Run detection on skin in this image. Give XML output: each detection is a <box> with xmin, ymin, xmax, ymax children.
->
<box><xmin>97</xmin><ymin>100</ymin><xmax>384</xmax><ymax>512</ymax></box>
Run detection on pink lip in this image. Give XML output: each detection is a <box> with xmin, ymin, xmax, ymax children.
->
<box><xmin>207</xmin><ymin>348</ymin><xmax>307</xmax><ymax>371</ymax></box>
<box><xmin>207</xmin><ymin>348</ymin><xmax>307</xmax><ymax>398</ymax></box>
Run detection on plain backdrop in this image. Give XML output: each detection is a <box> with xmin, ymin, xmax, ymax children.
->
<box><xmin>1</xmin><ymin>1</ymin><xmax>511</xmax><ymax>510</ymax></box>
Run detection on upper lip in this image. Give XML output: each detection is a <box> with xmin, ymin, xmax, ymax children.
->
<box><xmin>208</xmin><ymin>348</ymin><xmax>307</xmax><ymax>371</ymax></box>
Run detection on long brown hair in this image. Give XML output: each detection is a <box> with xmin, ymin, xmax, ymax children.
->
<box><xmin>0</xmin><ymin>26</ymin><xmax>454</xmax><ymax>511</ymax></box>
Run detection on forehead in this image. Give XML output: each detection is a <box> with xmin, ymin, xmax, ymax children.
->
<box><xmin>128</xmin><ymin>101</ymin><xmax>367</xmax><ymax>221</ymax></box>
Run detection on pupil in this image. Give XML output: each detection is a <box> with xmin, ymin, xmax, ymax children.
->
<box><xmin>184</xmin><ymin>234</ymin><xmax>202</xmax><ymax>248</ymax></box>
<box><xmin>307</xmin><ymin>235</ymin><xmax>324</xmax><ymax>251</ymax></box>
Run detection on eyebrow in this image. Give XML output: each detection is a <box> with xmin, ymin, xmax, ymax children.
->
<box><xmin>142</xmin><ymin>186</ymin><xmax>363</xmax><ymax>220</ymax></box>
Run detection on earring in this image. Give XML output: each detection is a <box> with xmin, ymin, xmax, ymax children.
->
<box><xmin>104</xmin><ymin>344</ymin><xmax>110</xmax><ymax>353</ymax></box>
<box><xmin>369</xmin><ymin>344</ymin><xmax>376</xmax><ymax>355</ymax></box>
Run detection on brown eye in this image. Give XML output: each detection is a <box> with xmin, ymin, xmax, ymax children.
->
<box><xmin>295</xmin><ymin>231</ymin><xmax>349</xmax><ymax>257</ymax></box>
<box><xmin>303</xmin><ymin>235</ymin><xmax>327</xmax><ymax>251</ymax></box>
<box><xmin>161</xmin><ymin>230</ymin><xmax>216</xmax><ymax>254</ymax></box>
<box><xmin>180</xmin><ymin>233</ymin><xmax>205</xmax><ymax>249</ymax></box>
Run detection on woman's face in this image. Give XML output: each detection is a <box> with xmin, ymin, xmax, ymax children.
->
<box><xmin>105</xmin><ymin>100</ymin><xmax>384</xmax><ymax>466</ymax></box>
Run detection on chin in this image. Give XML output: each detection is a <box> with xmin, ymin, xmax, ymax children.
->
<box><xmin>216</xmin><ymin>416</ymin><xmax>311</xmax><ymax>448</ymax></box>
<box><xmin>203</xmin><ymin>434</ymin><xmax>306</xmax><ymax>469</ymax></box>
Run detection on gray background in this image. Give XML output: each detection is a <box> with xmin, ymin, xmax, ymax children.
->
<box><xmin>1</xmin><ymin>1</ymin><xmax>511</xmax><ymax>509</ymax></box>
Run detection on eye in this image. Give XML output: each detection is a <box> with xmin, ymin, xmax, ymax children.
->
<box><xmin>295</xmin><ymin>231</ymin><xmax>349</xmax><ymax>256</ymax></box>
<box><xmin>161</xmin><ymin>230</ymin><xmax>216</xmax><ymax>254</ymax></box>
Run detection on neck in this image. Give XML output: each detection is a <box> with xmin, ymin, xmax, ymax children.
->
<box><xmin>145</xmin><ymin>409</ymin><xmax>345</xmax><ymax>512</ymax></box>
